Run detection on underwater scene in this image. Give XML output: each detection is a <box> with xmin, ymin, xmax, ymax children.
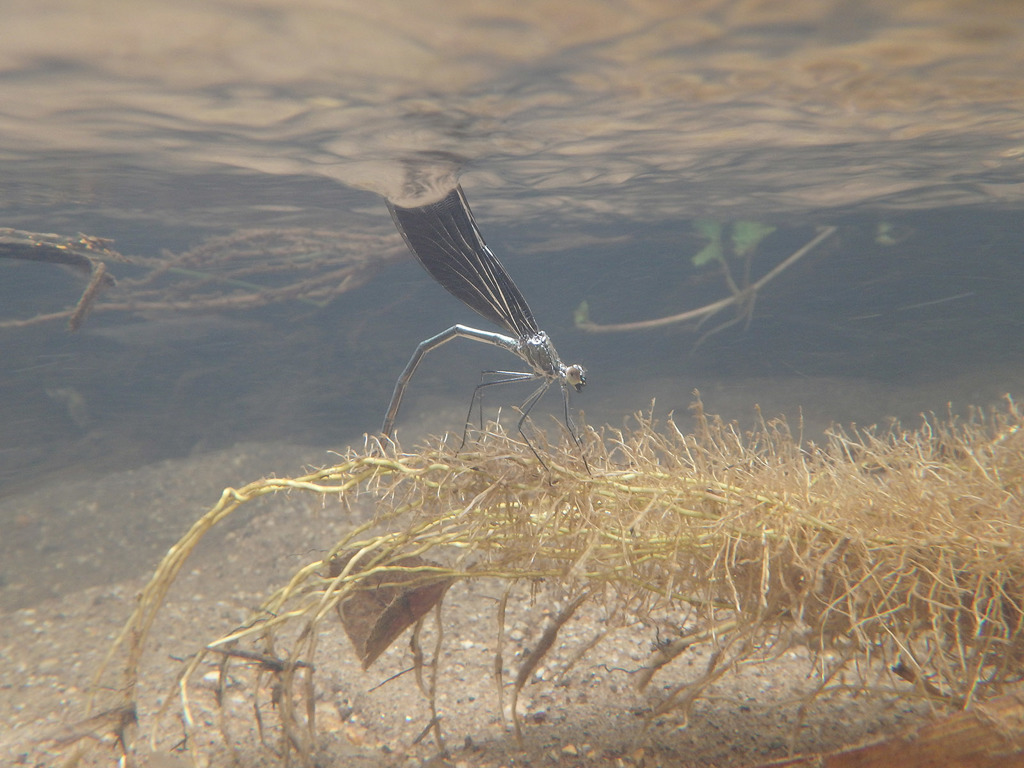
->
<box><xmin>1</xmin><ymin>2</ymin><xmax>1023</xmax><ymax>766</ymax></box>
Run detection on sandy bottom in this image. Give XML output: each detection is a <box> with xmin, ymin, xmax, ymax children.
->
<box><xmin>0</xmin><ymin>436</ymin><xmax>937</xmax><ymax>768</ymax></box>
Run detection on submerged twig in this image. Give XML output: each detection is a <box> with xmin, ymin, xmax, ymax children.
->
<box><xmin>577</xmin><ymin>226</ymin><xmax>836</xmax><ymax>333</ymax></box>
<box><xmin>0</xmin><ymin>228</ymin><xmax>120</xmax><ymax>331</ymax></box>
<box><xmin>510</xmin><ymin>589</ymin><xmax>592</xmax><ymax>745</ymax></box>
<box><xmin>0</xmin><ymin>226</ymin><xmax>399</xmax><ymax>331</ymax></box>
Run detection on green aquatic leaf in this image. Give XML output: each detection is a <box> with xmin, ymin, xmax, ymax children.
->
<box><xmin>692</xmin><ymin>241</ymin><xmax>723</xmax><ymax>267</ymax></box>
<box><xmin>691</xmin><ymin>219</ymin><xmax>723</xmax><ymax>267</ymax></box>
<box><xmin>694</xmin><ymin>219</ymin><xmax>722</xmax><ymax>241</ymax></box>
<box><xmin>731</xmin><ymin>221</ymin><xmax>775</xmax><ymax>257</ymax></box>
<box><xmin>573</xmin><ymin>299</ymin><xmax>590</xmax><ymax>327</ymax></box>
<box><xmin>876</xmin><ymin>221</ymin><xmax>897</xmax><ymax>246</ymax></box>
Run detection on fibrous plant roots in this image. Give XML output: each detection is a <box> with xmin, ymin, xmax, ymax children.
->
<box><xmin>88</xmin><ymin>395</ymin><xmax>1024</xmax><ymax>765</ymax></box>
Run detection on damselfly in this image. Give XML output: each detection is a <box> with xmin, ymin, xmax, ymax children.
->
<box><xmin>381</xmin><ymin>185</ymin><xmax>587</xmax><ymax>467</ymax></box>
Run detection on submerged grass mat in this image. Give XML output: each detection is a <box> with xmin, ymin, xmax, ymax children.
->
<box><xmin>84</xmin><ymin>396</ymin><xmax>1024</xmax><ymax>765</ymax></box>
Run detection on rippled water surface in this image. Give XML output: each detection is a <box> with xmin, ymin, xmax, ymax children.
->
<box><xmin>2</xmin><ymin>0</ymin><xmax>1023</xmax><ymax>495</ymax></box>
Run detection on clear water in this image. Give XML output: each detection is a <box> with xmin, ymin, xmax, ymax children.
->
<box><xmin>1</xmin><ymin>0</ymin><xmax>1023</xmax><ymax>498</ymax></box>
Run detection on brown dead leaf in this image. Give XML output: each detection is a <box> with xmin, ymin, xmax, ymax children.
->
<box><xmin>330</xmin><ymin>551</ymin><xmax>453</xmax><ymax>669</ymax></box>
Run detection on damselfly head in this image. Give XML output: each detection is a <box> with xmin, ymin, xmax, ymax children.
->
<box><xmin>565</xmin><ymin>364</ymin><xmax>587</xmax><ymax>392</ymax></box>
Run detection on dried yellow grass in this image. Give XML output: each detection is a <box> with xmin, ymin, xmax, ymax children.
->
<box><xmin>87</xmin><ymin>394</ymin><xmax>1024</xmax><ymax>765</ymax></box>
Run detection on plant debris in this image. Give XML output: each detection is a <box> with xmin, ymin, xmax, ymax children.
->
<box><xmin>82</xmin><ymin>395</ymin><xmax>1024</xmax><ymax>766</ymax></box>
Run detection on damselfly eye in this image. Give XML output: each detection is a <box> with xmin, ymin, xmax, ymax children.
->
<box><xmin>566</xmin><ymin>364</ymin><xmax>586</xmax><ymax>392</ymax></box>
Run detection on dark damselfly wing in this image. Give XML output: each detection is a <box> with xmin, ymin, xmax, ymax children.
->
<box><xmin>387</xmin><ymin>186</ymin><xmax>539</xmax><ymax>339</ymax></box>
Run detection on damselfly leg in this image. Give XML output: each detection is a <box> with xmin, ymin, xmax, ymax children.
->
<box><xmin>457</xmin><ymin>370</ymin><xmax>588</xmax><ymax>471</ymax></box>
<box><xmin>461</xmin><ymin>370</ymin><xmax>537</xmax><ymax>443</ymax></box>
